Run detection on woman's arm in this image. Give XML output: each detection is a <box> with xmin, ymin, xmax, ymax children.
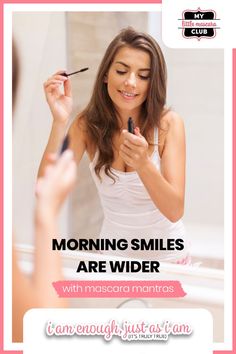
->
<box><xmin>119</xmin><ymin>112</ymin><xmax>185</xmax><ymax>222</ymax></box>
<box><xmin>34</xmin><ymin>150</ymin><xmax>77</xmax><ymax>304</ymax></box>
<box><xmin>38</xmin><ymin>71</ymin><xmax>84</xmax><ymax>177</ymax></box>
<box><xmin>13</xmin><ymin>150</ymin><xmax>77</xmax><ymax>342</ymax></box>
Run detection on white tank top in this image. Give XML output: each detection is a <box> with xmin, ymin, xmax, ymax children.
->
<box><xmin>89</xmin><ymin>127</ymin><xmax>188</xmax><ymax>262</ymax></box>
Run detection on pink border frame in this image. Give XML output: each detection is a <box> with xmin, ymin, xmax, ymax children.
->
<box><xmin>0</xmin><ymin>1</ymin><xmax>234</xmax><ymax>353</ymax></box>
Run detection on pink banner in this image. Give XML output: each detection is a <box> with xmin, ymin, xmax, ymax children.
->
<box><xmin>53</xmin><ymin>280</ymin><xmax>186</xmax><ymax>298</ymax></box>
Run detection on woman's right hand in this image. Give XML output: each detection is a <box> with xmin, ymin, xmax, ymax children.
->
<box><xmin>43</xmin><ymin>70</ymin><xmax>73</xmax><ymax>125</ymax></box>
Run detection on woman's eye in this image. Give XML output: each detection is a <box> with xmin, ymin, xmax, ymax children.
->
<box><xmin>116</xmin><ymin>70</ymin><xmax>127</xmax><ymax>75</ymax></box>
<box><xmin>139</xmin><ymin>75</ymin><xmax>150</xmax><ymax>80</ymax></box>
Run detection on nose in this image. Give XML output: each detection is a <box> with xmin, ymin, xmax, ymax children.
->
<box><xmin>125</xmin><ymin>72</ymin><xmax>137</xmax><ymax>88</ymax></box>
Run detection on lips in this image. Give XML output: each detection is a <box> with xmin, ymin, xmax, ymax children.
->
<box><xmin>119</xmin><ymin>90</ymin><xmax>138</xmax><ymax>100</ymax></box>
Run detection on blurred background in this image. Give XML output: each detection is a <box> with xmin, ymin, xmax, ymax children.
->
<box><xmin>12</xmin><ymin>11</ymin><xmax>224</xmax><ymax>268</ymax></box>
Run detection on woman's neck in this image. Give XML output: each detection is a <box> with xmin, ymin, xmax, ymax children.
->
<box><xmin>116</xmin><ymin>108</ymin><xmax>141</xmax><ymax>130</ymax></box>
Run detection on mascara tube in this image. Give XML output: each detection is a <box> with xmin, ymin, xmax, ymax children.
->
<box><xmin>128</xmin><ymin>117</ymin><xmax>135</xmax><ymax>134</ymax></box>
<box><xmin>59</xmin><ymin>135</ymin><xmax>70</xmax><ymax>155</ymax></box>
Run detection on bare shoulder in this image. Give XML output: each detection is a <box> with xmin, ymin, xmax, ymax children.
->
<box><xmin>160</xmin><ymin>110</ymin><xmax>185</xmax><ymax>131</ymax></box>
<box><xmin>69</xmin><ymin>114</ymin><xmax>88</xmax><ymax>145</ymax></box>
<box><xmin>69</xmin><ymin>114</ymin><xmax>87</xmax><ymax>134</ymax></box>
<box><xmin>67</xmin><ymin>114</ymin><xmax>88</xmax><ymax>164</ymax></box>
<box><xmin>158</xmin><ymin>111</ymin><xmax>185</xmax><ymax>156</ymax></box>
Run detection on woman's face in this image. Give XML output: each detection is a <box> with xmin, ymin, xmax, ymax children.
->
<box><xmin>106</xmin><ymin>46</ymin><xmax>151</xmax><ymax>116</ymax></box>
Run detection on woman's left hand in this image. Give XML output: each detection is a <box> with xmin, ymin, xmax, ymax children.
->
<box><xmin>119</xmin><ymin>127</ymin><xmax>150</xmax><ymax>171</ymax></box>
<box><xmin>35</xmin><ymin>150</ymin><xmax>77</xmax><ymax>222</ymax></box>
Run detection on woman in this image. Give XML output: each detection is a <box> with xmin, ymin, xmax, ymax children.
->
<box><xmin>40</xmin><ymin>27</ymin><xmax>189</xmax><ymax>263</ymax></box>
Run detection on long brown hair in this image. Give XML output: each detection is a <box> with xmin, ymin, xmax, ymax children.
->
<box><xmin>82</xmin><ymin>27</ymin><xmax>167</xmax><ymax>180</ymax></box>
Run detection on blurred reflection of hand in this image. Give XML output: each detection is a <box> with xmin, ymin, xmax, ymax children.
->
<box><xmin>35</xmin><ymin>150</ymin><xmax>77</xmax><ymax>222</ymax></box>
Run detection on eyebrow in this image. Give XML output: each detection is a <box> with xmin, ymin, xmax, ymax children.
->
<box><xmin>115</xmin><ymin>61</ymin><xmax>150</xmax><ymax>71</ymax></box>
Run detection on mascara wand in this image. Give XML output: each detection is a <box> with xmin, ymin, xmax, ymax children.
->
<box><xmin>62</xmin><ymin>67</ymin><xmax>89</xmax><ymax>77</ymax></box>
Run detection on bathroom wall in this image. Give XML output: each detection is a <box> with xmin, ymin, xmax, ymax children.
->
<box><xmin>165</xmin><ymin>48</ymin><xmax>224</xmax><ymax>226</ymax></box>
<box><xmin>12</xmin><ymin>12</ymin><xmax>68</xmax><ymax>244</ymax></box>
